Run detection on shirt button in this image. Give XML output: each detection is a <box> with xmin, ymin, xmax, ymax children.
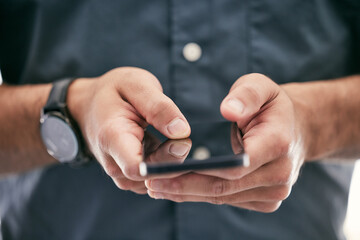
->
<box><xmin>192</xmin><ymin>146</ymin><xmax>211</xmax><ymax>160</ymax></box>
<box><xmin>183</xmin><ymin>42</ymin><xmax>202</xmax><ymax>62</ymax></box>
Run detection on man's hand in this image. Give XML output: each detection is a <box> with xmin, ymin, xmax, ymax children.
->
<box><xmin>67</xmin><ymin>67</ymin><xmax>191</xmax><ymax>194</ymax></box>
<box><xmin>146</xmin><ymin>73</ymin><xmax>306</xmax><ymax>212</ymax></box>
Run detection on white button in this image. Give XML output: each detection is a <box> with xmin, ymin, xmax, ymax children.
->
<box><xmin>183</xmin><ymin>42</ymin><xmax>202</xmax><ymax>62</ymax></box>
<box><xmin>192</xmin><ymin>146</ymin><xmax>211</xmax><ymax>160</ymax></box>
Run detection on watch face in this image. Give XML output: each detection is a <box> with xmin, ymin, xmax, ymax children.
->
<box><xmin>40</xmin><ymin>114</ymin><xmax>79</xmax><ymax>162</ymax></box>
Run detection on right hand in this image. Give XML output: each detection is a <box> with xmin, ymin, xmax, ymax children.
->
<box><xmin>67</xmin><ymin>67</ymin><xmax>191</xmax><ymax>194</ymax></box>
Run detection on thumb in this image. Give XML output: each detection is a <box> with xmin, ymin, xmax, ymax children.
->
<box><xmin>220</xmin><ymin>73</ymin><xmax>280</xmax><ymax>128</ymax></box>
<box><xmin>119</xmin><ymin>71</ymin><xmax>191</xmax><ymax>139</ymax></box>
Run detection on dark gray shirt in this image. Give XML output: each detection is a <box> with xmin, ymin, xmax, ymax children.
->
<box><xmin>0</xmin><ymin>1</ymin><xmax>359</xmax><ymax>239</ymax></box>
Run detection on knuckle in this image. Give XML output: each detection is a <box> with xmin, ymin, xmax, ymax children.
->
<box><xmin>248</xmin><ymin>73</ymin><xmax>269</xmax><ymax>80</ymax></box>
<box><xmin>277</xmin><ymin>133</ymin><xmax>292</xmax><ymax>155</ymax></box>
<box><xmin>211</xmin><ymin>179</ymin><xmax>228</xmax><ymax>196</ymax></box>
<box><xmin>123</xmin><ymin>77</ymin><xmax>147</xmax><ymax>94</ymax></box>
<box><xmin>269</xmin><ymin>131</ymin><xmax>291</xmax><ymax>157</ymax></box>
<box><xmin>209</xmin><ymin>196</ymin><xmax>225</xmax><ymax>205</ymax></box>
<box><xmin>113</xmin><ymin>67</ymin><xmax>157</xmax><ymax>82</ymax></box>
<box><xmin>271</xmin><ymin>186</ymin><xmax>291</xmax><ymax>201</ymax></box>
<box><xmin>170</xmin><ymin>180</ymin><xmax>183</xmax><ymax>194</ymax></box>
<box><xmin>122</xmin><ymin>165</ymin><xmax>139</xmax><ymax>180</ymax></box>
<box><xmin>104</xmin><ymin>165</ymin><xmax>122</xmax><ymax>178</ymax></box>
<box><xmin>255</xmin><ymin>201</ymin><xmax>282</xmax><ymax>213</ymax></box>
<box><xmin>113</xmin><ymin>178</ymin><xmax>132</xmax><ymax>190</ymax></box>
<box><xmin>133</xmin><ymin>189</ymin><xmax>147</xmax><ymax>195</ymax></box>
<box><xmin>242</xmin><ymin>85</ymin><xmax>262</xmax><ymax>107</ymax></box>
<box><xmin>98</xmin><ymin>154</ymin><xmax>124</xmax><ymax>178</ymax></box>
<box><xmin>247</xmin><ymin>73</ymin><xmax>276</xmax><ymax>88</ymax></box>
<box><xmin>275</xmin><ymin>163</ymin><xmax>293</xmax><ymax>185</ymax></box>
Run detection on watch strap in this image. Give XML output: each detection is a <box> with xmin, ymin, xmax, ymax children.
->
<box><xmin>43</xmin><ymin>78</ymin><xmax>75</xmax><ymax>112</ymax></box>
<box><xmin>41</xmin><ymin>77</ymin><xmax>93</xmax><ymax>165</ymax></box>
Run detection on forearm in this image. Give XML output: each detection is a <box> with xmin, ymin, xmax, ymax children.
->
<box><xmin>0</xmin><ymin>83</ymin><xmax>57</xmax><ymax>175</ymax></box>
<box><xmin>282</xmin><ymin>75</ymin><xmax>360</xmax><ymax>161</ymax></box>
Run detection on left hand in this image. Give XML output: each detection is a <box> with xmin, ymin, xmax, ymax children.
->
<box><xmin>145</xmin><ymin>73</ymin><xmax>307</xmax><ymax>213</ymax></box>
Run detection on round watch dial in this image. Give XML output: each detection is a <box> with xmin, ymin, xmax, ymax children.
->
<box><xmin>40</xmin><ymin>115</ymin><xmax>79</xmax><ymax>162</ymax></box>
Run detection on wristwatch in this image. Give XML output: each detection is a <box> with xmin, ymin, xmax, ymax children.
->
<box><xmin>40</xmin><ymin>78</ymin><xmax>91</xmax><ymax>166</ymax></box>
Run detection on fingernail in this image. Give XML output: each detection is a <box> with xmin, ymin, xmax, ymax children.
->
<box><xmin>169</xmin><ymin>142</ymin><xmax>191</xmax><ymax>157</ymax></box>
<box><xmin>227</xmin><ymin>98</ymin><xmax>244</xmax><ymax>114</ymax></box>
<box><xmin>167</xmin><ymin>118</ymin><xmax>189</xmax><ymax>137</ymax></box>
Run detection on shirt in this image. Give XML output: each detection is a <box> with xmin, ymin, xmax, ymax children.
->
<box><xmin>0</xmin><ymin>0</ymin><xmax>359</xmax><ymax>239</ymax></box>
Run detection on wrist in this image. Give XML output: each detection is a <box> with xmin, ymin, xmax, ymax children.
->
<box><xmin>67</xmin><ymin>78</ymin><xmax>93</xmax><ymax>128</ymax></box>
<box><xmin>281</xmin><ymin>83</ymin><xmax>314</xmax><ymax>161</ymax></box>
<box><xmin>283</xmin><ymin>76</ymin><xmax>360</xmax><ymax>162</ymax></box>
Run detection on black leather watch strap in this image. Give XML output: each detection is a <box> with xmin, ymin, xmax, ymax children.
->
<box><xmin>43</xmin><ymin>78</ymin><xmax>75</xmax><ymax>113</ymax></box>
<box><xmin>41</xmin><ymin>77</ymin><xmax>92</xmax><ymax>166</ymax></box>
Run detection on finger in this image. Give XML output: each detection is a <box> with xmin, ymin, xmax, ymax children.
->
<box><xmin>230</xmin><ymin>122</ymin><xmax>244</xmax><ymax>154</ymax></box>
<box><xmin>94</xmin><ymin>96</ymin><xmax>147</xmax><ymax>181</ymax></box>
<box><xmin>146</xmin><ymin>160</ymin><xmax>292</xmax><ymax>196</ymax></box>
<box><xmin>112</xmin><ymin>177</ymin><xmax>147</xmax><ymax>191</ymax></box>
<box><xmin>230</xmin><ymin>201</ymin><xmax>282</xmax><ymax>213</ymax></box>
<box><xmin>220</xmin><ymin>73</ymin><xmax>280</xmax><ymax>127</ymax></box>
<box><xmin>196</xmin><ymin>121</ymin><xmax>292</xmax><ymax>180</ymax></box>
<box><xmin>96</xmin><ymin>69</ymin><xmax>190</xmax><ymax>182</ymax></box>
<box><xmin>96</xmin><ymin>151</ymin><xmax>125</xmax><ymax>179</ymax></box>
<box><xmin>109</xmin><ymin>126</ymin><xmax>145</xmax><ymax>180</ymax></box>
<box><xmin>141</xmin><ymin>138</ymin><xmax>193</xmax><ymax>180</ymax></box>
<box><xmin>146</xmin><ymin>138</ymin><xmax>192</xmax><ymax>164</ymax></box>
<box><xmin>147</xmin><ymin>185</ymin><xmax>289</xmax><ymax>205</ymax></box>
<box><xmin>118</xmin><ymin>71</ymin><xmax>191</xmax><ymax>139</ymax></box>
<box><xmin>97</xmin><ymin>116</ymin><xmax>146</xmax><ymax>180</ymax></box>
<box><xmin>132</xmin><ymin>188</ymin><xmax>148</xmax><ymax>195</ymax></box>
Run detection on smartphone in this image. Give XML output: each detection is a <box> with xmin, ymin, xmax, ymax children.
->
<box><xmin>139</xmin><ymin>122</ymin><xmax>249</xmax><ymax>176</ymax></box>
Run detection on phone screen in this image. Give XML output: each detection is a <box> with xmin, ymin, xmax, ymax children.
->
<box><xmin>139</xmin><ymin>122</ymin><xmax>249</xmax><ymax>176</ymax></box>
